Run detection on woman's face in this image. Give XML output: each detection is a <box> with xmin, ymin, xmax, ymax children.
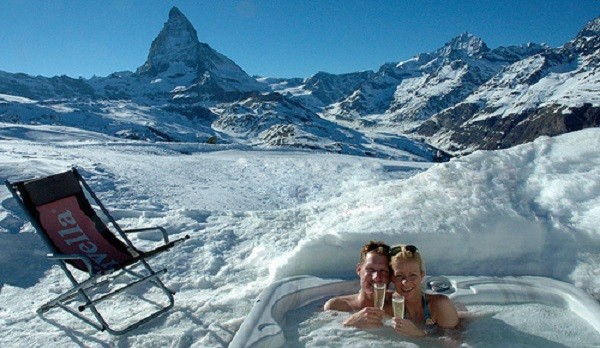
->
<box><xmin>391</xmin><ymin>259</ymin><xmax>423</xmax><ymax>300</ymax></box>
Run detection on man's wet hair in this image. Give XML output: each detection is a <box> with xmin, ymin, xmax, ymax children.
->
<box><xmin>359</xmin><ymin>240</ymin><xmax>391</xmax><ymax>263</ymax></box>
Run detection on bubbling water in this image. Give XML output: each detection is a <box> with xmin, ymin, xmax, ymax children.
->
<box><xmin>283</xmin><ymin>301</ymin><xmax>600</xmax><ymax>347</ymax></box>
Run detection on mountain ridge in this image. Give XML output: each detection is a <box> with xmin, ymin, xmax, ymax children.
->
<box><xmin>0</xmin><ymin>7</ymin><xmax>598</xmax><ymax>158</ymax></box>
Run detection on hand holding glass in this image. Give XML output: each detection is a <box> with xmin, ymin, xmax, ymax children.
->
<box><xmin>392</xmin><ymin>292</ymin><xmax>405</xmax><ymax>318</ymax></box>
<box><xmin>373</xmin><ymin>283</ymin><xmax>386</xmax><ymax>310</ymax></box>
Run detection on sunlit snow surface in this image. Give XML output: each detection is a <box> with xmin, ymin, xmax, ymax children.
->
<box><xmin>0</xmin><ymin>123</ymin><xmax>599</xmax><ymax>347</ymax></box>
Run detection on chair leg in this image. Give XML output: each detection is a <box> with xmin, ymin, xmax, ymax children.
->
<box><xmin>57</xmin><ymin>302</ymin><xmax>106</xmax><ymax>331</ymax></box>
<box><xmin>38</xmin><ymin>267</ymin><xmax>175</xmax><ymax>335</ymax></box>
<box><xmin>37</xmin><ymin>277</ymin><xmax>104</xmax><ymax>314</ymax></box>
<box><xmin>77</xmin><ymin>269</ymin><xmax>167</xmax><ymax>312</ymax></box>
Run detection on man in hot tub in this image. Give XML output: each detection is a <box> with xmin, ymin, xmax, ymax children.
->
<box><xmin>323</xmin><ymin>240</ymin><xmax>391</xmax><ymax>328</ymax></box>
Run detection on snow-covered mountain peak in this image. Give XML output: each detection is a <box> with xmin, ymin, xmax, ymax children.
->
<box><xmin>168</xmin><ymin>6</ymin><xmax>188</xmax><ymax>21</ymax></box>
<box><xmin>136</xmin><ymin>6</ymin><xmax>201</xmax><ymax>76</ymax></box>
<box><xmin>439</xmin><ymin>32</ymin><xmax>489</xmax><ymax>58</ymax></box>
<box><xmin>571</xmin><ymin>16</ymin><xmax>600</xmax><ymax>60</ymax></box>
<box><xmin>576</xmin><ymin>16</ymin><xmax>600</xmax><ymax>39</ymax></box>
<box><xmin>135</xmin><ymin>7</ymin><xmax>264</xmax><ymax>93</ymax></box>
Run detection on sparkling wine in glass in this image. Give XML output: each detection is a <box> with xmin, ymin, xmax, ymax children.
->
<box><xmin>373</xmin><ymin>283</ymin><xmax>386</xmax><ymax>309</ymax></box>
<box><xmin>392</xmin><ymin>292</ymin><xmax>405</xmax><ymax>318</ymax></box>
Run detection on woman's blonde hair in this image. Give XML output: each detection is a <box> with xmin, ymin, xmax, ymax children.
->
<box><xmin>390</xmin><ymin>244</ymin><xmax>426</xmax><ymax>274</ymax></box>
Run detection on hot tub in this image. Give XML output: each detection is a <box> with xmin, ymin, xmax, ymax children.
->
<box><xmin>230</xmin><ymin>275</ymin><xmax>600</xmax><ymax>347</ymax></box>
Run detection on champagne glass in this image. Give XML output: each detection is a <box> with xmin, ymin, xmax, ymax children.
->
<box><xmin>392</xmin><ymin>292</ymin><xmax>405</xmax><ymax>318</ymax></box>
<box><xmin>373</xmin><ymin>283</ymin><xmax>386</xmax><ymax>309</ymax></box>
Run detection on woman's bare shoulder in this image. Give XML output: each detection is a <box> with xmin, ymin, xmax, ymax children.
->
<box><xmin>426</xmin><ymin>293</ymin><xmax>452</xmax><ymax>303</ymax></box>
<box><xmin>426</xmin><ymin>294</ymin><xmax>459</xmax><ymax>328</ymax></box>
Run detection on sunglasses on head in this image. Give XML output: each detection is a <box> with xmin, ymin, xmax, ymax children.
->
<box><xmin>390</xmin><ymin>244</ymin><xmax>418</xmax><ymax>256</ymax></box>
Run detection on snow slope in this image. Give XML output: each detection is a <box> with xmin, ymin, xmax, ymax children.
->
<box><xmin>0</xmin><ymin>125</ymin><xmax>598</xmax><ymax>346</ymax></box>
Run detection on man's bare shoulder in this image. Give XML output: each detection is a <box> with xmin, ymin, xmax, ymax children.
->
<box><xmin>323</xmin><ymin>294</ymin><xmax>357</xmax><ymax>312</ymax></box>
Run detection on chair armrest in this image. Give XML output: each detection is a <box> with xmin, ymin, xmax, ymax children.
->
<box><xmin>47</xmin><ymin>253</ymin><xmax>94</xmax><ymax>277</ymax></box>
<box><xmin>123</xmin><ymin>226</ymin><xmax>169</xmax><ymax>244</ymax></box>
<box><xmin>112</xmin><ymin>234</ymin><xmax>191</xmax><ymax>271</ymax></box>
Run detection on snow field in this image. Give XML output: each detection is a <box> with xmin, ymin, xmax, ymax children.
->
<box><xmin>0</xmin><ymin>127</ymin><xmax>599</xmax><ymax>346</ymax></box>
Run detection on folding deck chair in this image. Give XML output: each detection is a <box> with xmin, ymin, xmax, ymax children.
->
<box><xmin>5</xmin><ymin>167</ymin><xmax>190</xmax><ymax>335</ymax></box>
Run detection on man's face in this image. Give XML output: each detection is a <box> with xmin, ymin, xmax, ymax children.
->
<box><xmin>357</xmin><ymin>251</ymin><xmax>390</xmax><ymax>298</ymax></box>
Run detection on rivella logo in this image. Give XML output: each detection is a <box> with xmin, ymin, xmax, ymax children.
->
<box><xmin>56</xmin><ymin>209</ymin><xmax>120</xmax><ymax>270</ymax></box>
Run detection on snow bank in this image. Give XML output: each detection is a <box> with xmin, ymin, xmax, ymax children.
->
<box><xmin>0</xmin><ymin>127</ymin><xmax>598</xmax><ymax>346</ymax></box>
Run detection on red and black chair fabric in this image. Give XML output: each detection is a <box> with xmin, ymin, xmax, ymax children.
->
<box><xmin>5</xmin><ymin>167</ymin><xmax>189</xmax><ymax>335</ymax></box>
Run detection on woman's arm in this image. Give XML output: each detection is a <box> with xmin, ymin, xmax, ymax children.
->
<box><xmin>430</xmin><ymin>295</ymin><xmax>459</xmax><ymax>328</ymax></box>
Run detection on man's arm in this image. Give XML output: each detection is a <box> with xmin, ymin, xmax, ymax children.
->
<box><xmin>342</xmin><ymin>307</ymin><xmax>385</xmax><ymax>328</ymax></box>
<box><xmin>324</xmin><ymin>296</ymin><xmax>385</xmax><ymax>329</ymax></box>
<box><xmin>323</xmin><ymin>296</ymin><xmax>352</xmax><ymax>311</ymax></box>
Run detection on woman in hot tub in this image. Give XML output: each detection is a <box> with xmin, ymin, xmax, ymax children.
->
<box><xmin>389</xmin><ymin>244</ymin><xmax>459</xmax><ymax>336</ymax></box>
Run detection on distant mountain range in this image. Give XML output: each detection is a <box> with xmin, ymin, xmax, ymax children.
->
<box><xmin>1</xmin><ymin>7</ymin><xmax>598</xmax><ymax>160</ymax></box>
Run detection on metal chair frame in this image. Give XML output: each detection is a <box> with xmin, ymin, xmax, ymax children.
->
<box><xmin>5</xmin><ymin>167</ymin><xmax>189</xmax><ymax>335</ymax></box>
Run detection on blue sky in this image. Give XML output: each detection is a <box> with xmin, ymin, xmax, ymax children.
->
<box><xmin>1</xmin><ymin>0</ymin><xmax>598</xmax><ymax>79</ymax></box>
